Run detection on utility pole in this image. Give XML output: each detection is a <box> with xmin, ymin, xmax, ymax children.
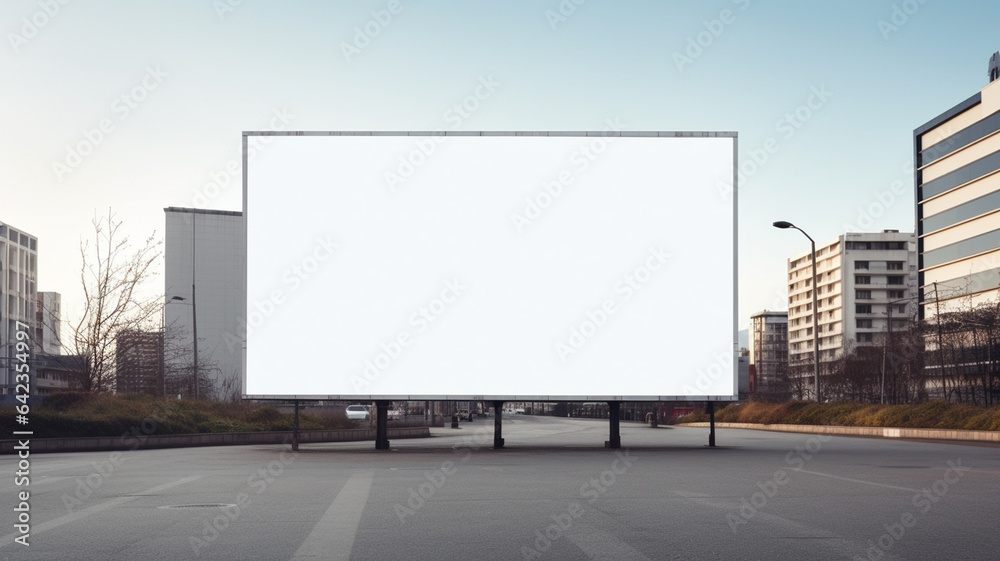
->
<box><xmin>934</xmin><ymin>282</ymin><xmax>945</xmax><ymax>400</ymax></box>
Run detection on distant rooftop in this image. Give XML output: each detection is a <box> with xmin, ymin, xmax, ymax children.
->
<box><xmin>164</xmin><ymin>207</ymin><xmax>242</xmax><ymax>217</ymax></box>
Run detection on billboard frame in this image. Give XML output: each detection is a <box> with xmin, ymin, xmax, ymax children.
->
<box><xmin>241</xmin><ymin>130</ymin><xmax>739</xmax><ymax>402</ymax></box>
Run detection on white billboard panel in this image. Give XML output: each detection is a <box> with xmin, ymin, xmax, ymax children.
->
<box><xmin>243</xmin><ymin>132</ymin><xmax>736</xmax><ymax>400</ymax></box>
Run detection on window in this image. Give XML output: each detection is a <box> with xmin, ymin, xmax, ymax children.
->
<box><xmin>855</xmin><ymin>275</ymin><xmax>871</xmax><ymax>284</ymax></box>
<box><xmin>857</xmin><ymin>333</ymin><xmax>873</xmax><ymax>343</ymax></box>
<box><xmin>887</xmin><ymin>276</ymin><xmax>905</xmax><ymax>285</ymax></box>
<box><xmin>857</xmin><ymin>319</ymin><xmax>873</xmax><ymax>328</ymax></box>
<box><xmin>856</xmin><ymin>290</ymin><xmax>871</xmax><ymax>299</ymax></box>
<box><xmin>895</xmin><ymin>304</ymin><xmax>907</xmax><ymax>313</ymax></box>
<box><xmin>889</xmin><ymin>290</ymin><xmax>905</xmax><ymax>299</ymax></box>
<box><xmin>887</xmin><ymin>261</ymin><xmax>904</xmax><ymax>270</ymax></box>
<box><xmin>855</xmin><ymin>261</ymin><xmax>869</xmax><ymax>270</ymax></box>
<box><xmin>856</xmin><ymin>304</ymin><xmax>872</xmax><ymax>314</ymax></box>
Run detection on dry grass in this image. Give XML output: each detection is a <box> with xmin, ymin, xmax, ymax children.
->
<box><xmin>0</xmin><ymin>392</ymin><xmax>354</xmax><ymax>438</ymax></box>
<box><xmin>674</xmin><ymin>401</ymin><xmax>1000</xmax><ymax>431</ymax></box>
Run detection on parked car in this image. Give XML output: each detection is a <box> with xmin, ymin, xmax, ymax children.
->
<box><xmin>455</xmin><ymin>408</ymin><xmax>471</xmax><ymax>420</ymax></box>
<box><xmin>387</xmin><ymin>409</ymin><xmax>403</xmax><ymax>420</ymax></box>
<box><xmin>346</xmin><ymin>405</ymin><xmax>369</xmax><ymax>421</ymax></box>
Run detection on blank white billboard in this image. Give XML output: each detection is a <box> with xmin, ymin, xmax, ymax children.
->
<box><xmin>243</xmin><ymin>132</ymin><xmax>736</xmax><ymax>400</ymax></box>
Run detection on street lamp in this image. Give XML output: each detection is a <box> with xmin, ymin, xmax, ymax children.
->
<box><xmin>168</xmin><ymin>295</ymin><xmax>198</xmax><ymax>399</ymax></box>
<box><xmin>774</xmin><ymin>221</ymin><xmax>821</xmax><ymax>402</ymax></box>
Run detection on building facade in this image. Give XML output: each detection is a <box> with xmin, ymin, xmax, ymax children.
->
<box><xmin>35</xmin><ymin>291</ymin><xmax>61</xmax><ymax>355</ymax></box>
<box><xmin>164</xmin><ymin>208</ymin><xmax>245</xmax><ymax>399</ymax></box>
<box><xmin>786</xmin><ymin>230</ymin><xmax>918</xmax><ymax>397</ymax></box>
<box><xmin>915</xmin><ymin>56</ymin><xmax>1000</xmax><ymax>401</ymax></box>
<box><xmin>749</xmin><ymin>311</ymin><xmax>788</xmax><ymax>400</ymax></box>
<box><xmin>0</xmin><ymin>221</ymin><xmax>38</xmax><ymax>396</ymax></box>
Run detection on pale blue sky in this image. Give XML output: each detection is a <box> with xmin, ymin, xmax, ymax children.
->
<box><xmin>3</xmin><ymin>0</ymin><xmax>999</xmax><ymax>333</ymax></box>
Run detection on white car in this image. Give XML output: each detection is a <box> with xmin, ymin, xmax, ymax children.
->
<box><xmin>345</xmin><ymin>405</ymin><xmax>369</xmax><ymax>421</ymax></box>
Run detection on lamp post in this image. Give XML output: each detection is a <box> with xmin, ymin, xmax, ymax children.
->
<box><xmin>169</xmin><ymin>295</ymin><xmax>197</xmax><ymax>399</ymax></box>
<box><xmin>774</xmin><ymin>221</ymin><xmax>820</xmax><ymax>402</ymax></box>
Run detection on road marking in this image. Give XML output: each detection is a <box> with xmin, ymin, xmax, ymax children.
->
<box><xmin>290</xmin><ymin>469</ymin><xmax>375</xmax><ymax>561</ymax></box>
<box><xmin>0</xmin><ymin>475</ymin><xmax>203</xmax><ymax>547</ymax></box>
<box><xmin>793</xmin><ymin>468</ymin><xmax>920</xmax><ymax>492</ymax></box>
<box><xmin>565</xmin><ymin>524</ymin><xmax>653</xmax><ymax>561</ymax></box>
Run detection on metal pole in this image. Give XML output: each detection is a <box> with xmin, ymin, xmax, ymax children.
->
<box><xmin>708</xmin><ymin>401</ymin><xmax>716</xmax><ymax>447</ymax></box>
<box><xmin>192</xmin><ymin>282</ymin><xmax>198</xmax><ymax>400</ymax></box>
<box><xmin>292</xmin><ymin>400</ymin><xmax>300</xmax><ymax>451</ymax></box>
<box><xmin>810</xmin><ymin>238</ymin><xmax>820</xmax><ymax>402</ymax></box>
<box><xmin>191</xmin><ymin>217</ymin><xmax>199</xmax><ymax>400</ymax></box>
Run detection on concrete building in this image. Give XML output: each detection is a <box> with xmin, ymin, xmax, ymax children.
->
<box><xmin>914</xmin><ymin>54</ymin><xmax>1000</xmax><ymax>399</ymax></box>
<box><xmin>786</xmin><ymin>230</ymin><xmax>918</xmax><ymax>397</ymax></box>
<box><xmin>35</xmin><ymin>291</ymin><xmax>61</xmax><ymax>355</ymax></box>
<box><xmin>33</xmin><ymin>354</ymin><xmax>83</xmax><ymax>395</ymax></box>
<box><xmin>164</xmin><ymin>208</ymin><xmax>245</xmax><ymax>399</ymax></box>
<box><xmin>0</xmin><ymin>221</ymin><xmax>37</xmax><ymax>396</ymax></box>
<box><xmin>749</xmin><ymin>311</ymin><xmax>788</xmax><ymax>400</ymax></box>
<box><xmin>115</xmin><ymin>329</ymin><xmax>164</xmax><ymax>396</ymax></box>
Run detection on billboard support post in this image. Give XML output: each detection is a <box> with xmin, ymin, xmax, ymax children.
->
<box><xmin>375</xmin><ymin>400</ymin><xmax>390</xmax><ymax>450</ymax></box>
<box><xmin>493</xmin><ymin>401</ymin><xmax>504</xmax><ymax>449</ymax></box>
<box><xmin>606</xmin><ymin>401</ymin><xmax>621</xmax><ymax>449</ymax></box>
<box><xmin>707</xmin><ymin>402</ymin><xmax>716</xmax><ymax>447</ymax></box>
<box><xmin>292</xmin><ymin>400</ymin><xmax>300</xmax><ymax>451</ymax></box>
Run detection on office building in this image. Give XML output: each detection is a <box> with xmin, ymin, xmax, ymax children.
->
<box><xmin>915</xmin><ymin>54</ymin><xmax>1000</xmax><ymax>399</ymax></box>
<box><xmin>749</xmin><ymin>311</ymin><xmax>788</xmax><ymax>400</ymax></box>
<box><xmin>786</xmin><ymin>230</ymin><xmax>918</xmax><ymax>397</ymax></box>
<box><xmin>164</xmin><ymin>207</ymin><xmax>245</xmax><ymax>399</ymax></box>
<box><xmin>0</xmin><ymin>221</ymin><xmax>37</xmax><ymax>396</ymax></box>
<box><xmin>916</xmin><ymin>57</ymin><xmax>1000</xmax><ymax>315</ymax></box>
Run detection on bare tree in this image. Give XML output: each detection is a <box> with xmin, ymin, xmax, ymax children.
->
<box><xmin>68</xmin><ymin>211</ymin><xmax>162</xmax><ymax>392</ymax></box>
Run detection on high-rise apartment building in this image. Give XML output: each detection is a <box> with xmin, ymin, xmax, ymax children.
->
<box><xmin>786</xmin><ymin>230</ymin><xmax>918</xmax><ymax>397</ymax></box>
<box><xmin>0</xmin><ymin>221</ymin><xmax>38</xmax><ymax>396</ymax></box>
<box><xmin>115</xmin><ymin>329</ymin><xmax>164</xmax><ymax>395</ymax></box>
<box><xmin>749</xmin><ymin>311</ymin><xmax>788</xmax><ymax>400</ymax></box>
<box><xmin>164</xmin><ymin>207</ymin><xmax>245</xmax><ymax>399</ymax></box>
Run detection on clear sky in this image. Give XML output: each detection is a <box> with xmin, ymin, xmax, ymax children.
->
<box><xmin>3</xmin><ymin>0</ymin><xmax>1000</xmax><ymax>339</ymax></box>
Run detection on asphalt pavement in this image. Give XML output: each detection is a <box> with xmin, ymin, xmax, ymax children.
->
<box><xmin>1</xmin><ymin>415</ymin><xmax>997</xmax><ymax>560</ymax></box>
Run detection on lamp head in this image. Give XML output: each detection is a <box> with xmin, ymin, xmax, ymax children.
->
<box><xmin>773</xmin><ymin>221</ymin><xmax>794</xmax><ymax>229</ymax></box>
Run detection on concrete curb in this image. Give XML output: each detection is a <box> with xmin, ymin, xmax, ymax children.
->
<box><xmin>679</xmin><ymin>422</ymin><xmax>1000</xmax><ymax>442</ymax></box>
<box><xmin>1</xmin><ymin>426</ymin><xmax>431</xmax><ymax>454</ymax></box>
